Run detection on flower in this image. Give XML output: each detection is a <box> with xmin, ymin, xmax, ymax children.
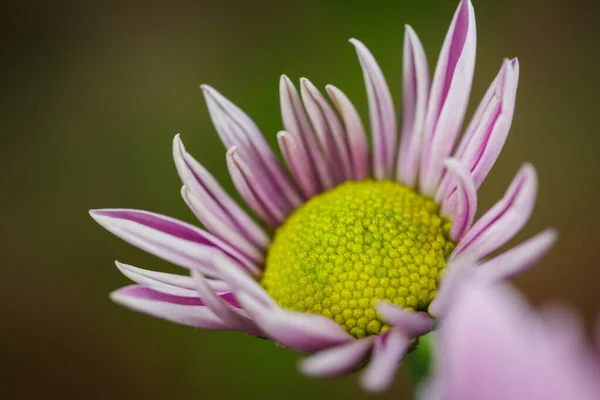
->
<box><xmin>423</xmin><ymin>273</ymin><xmax>600</xmax><ymax>400</ymax></box>
<box><xmin>90</xmin><ymin>0</ymin><xmax>556</xmax><ymax>393</ymax></box>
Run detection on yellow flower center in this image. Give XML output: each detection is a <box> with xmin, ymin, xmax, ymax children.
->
<box><xmin>261</xmin><ymin>180</ymin><xmax>455</xmax><ymax>338</ymax></box>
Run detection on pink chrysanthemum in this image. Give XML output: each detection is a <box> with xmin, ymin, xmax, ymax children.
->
<box><xmin>423</xmin><ymin>270</ymin><xmax>600</xmax><ymax>400</ymax></box>
<box><xmin>91</xmin><ymin>0</ymin><xmax>556</xmax><ymax>392</ymax></box>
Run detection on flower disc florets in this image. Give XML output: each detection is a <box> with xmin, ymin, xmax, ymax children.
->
<box><xmin>261</xmin><ymin>180</ymin><xmax>455</xmax><ymax>338</ymax></box>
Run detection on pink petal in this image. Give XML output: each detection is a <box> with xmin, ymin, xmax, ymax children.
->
<box><xmin>326</xmin><ymin>85</ymin><xmax>370</xmax><ymax>180</ymax></box>
<box><xmin>277</xmin><ymin>131</ymin><xmax>319</xmax><ymax>199</ymax></box>
<box><xmin>89</xmin><ymin>209</ymin><xmax>259</xmax><ymax>276</ymax></box>
<box><xmin>397</xmin><ymin>25</ymin><xmax>430</xmax><ymax>187</ymax></box>
<box><xmin>181</xmin><ymin>185</ymin><xmax>264</xmax><ymax>264</ymax></box>
<box><xmin>299</xmin><ymin>337</ymin><xmax>375</xmax><ymax>378</ymax></box>
<box><xmin>193</xmin><ymin>271</ymin><xmax>262</xmax><ymax>335</ymax></box>
<box><xmin>429</xmin><ymin>256</ymin><xmax>477</xmax><ymax>318</ymax></box>
<box><xmin>280</xmin><ymin>75</ymin><xmax>333</xmax><ymax>191</ymax></box>
<box><xmin>478</xmin><ymin>228</ymin><xmax>557</xmax><ymax>282</ymax></box>
<box><xmin>110</xmin><ymin>285</ymin><xmax>231</xmax><ymax>330</ymax></box>
<box><xmin>173</xmin><ymin>135</ymin><xmax>270</xmax><ymax>251</ymax></box>
<box><xmin>428</xmin><ymin>278</ymin><xmax>600</xmax><ymax>400</ymax></box>
<box><xmin>376</xmin><ymin>302</ymin><xmax>433</xmax><ymax>337</ymax></box>
<box><xmin>453</xmin><ymin>163</ymin><xmax>537</xmax><ymax>260</ymax></box>
<box><xmin>214</xmin><ymin>255</ymin><xmax>274</xmax><ymax>308</ymax></box>
<box><xmin>437</xmin><ymin>58</ymin><xmax>520</xmax><ymax>207</ymax></box>
<box><xmin>115</xmin><ymin>261</ymin><xmax>199</xmax><ymax>297</ymax></box>
<box><xmin>201</xmin><ymin>85</ymin><xmax>302</xmax><ymax>211</ymax></box>
<box><xmin>443</xmin><ymin>159</ymin><xmax>477</xmax><ymax>241</ymax></box>
<box><xmin>350</xmin><ymin>38</ymin><xmax>397</xmax><ymax>180</ymax></box>
<box><xmin>236</xmin><ymin>292</ymin><xmax>353</xmax><ymax>353</ymax></box>
<box><xmin>225</xmin><ymin>146</ymin><xmax>286</xmax><ymax>227</ymax></box>
<box><xmin>420</xmin><ymin>0</ymin><xmax>477</xmax><ymax>196</ymax></box>
<box><xmin>359</xmin><ymin>329</ymin><xmax>410</xmax><ymax>393</ymax></box>
<box><xmin>300</xmin><ymin>78</ymin><xmax>352</xmax><ymax>183</ymax></box>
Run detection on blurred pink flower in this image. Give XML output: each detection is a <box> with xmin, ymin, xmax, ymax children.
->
<box><xmin>90</xmin><ymin>0</ymin><xmax>555</xmax><ymax>392</ymax></box>
<box><xmin>424</xmin><ymin>275</ymin><xmax>600</xmax><ymax>400</ymax></box>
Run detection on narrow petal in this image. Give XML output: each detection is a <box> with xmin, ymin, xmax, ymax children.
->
<box><xmin>326</xmin><ymin>85</ymin><xmax>370</xmax><ymax>180</ymax></box>
<box><xmin>236</xmin><ymin>292</ymin><xmax>353</xmax><ymax>353</ymax></box>
<box><xmin>201</xmin><ymin>85</ymin><xmax>302</xmax><ymax>210</ymax></box>
<box><xmin>376</xmin><ymin>302</ymin><xmax>433</xmax><ymax>337</ymax></box>
<box><xmin>181</xmin><ymin>185</ymin><xmax>263</xmax><ymax>263</ymax></box>
<box><xmin>420</xmin><ymin>0</ymin><xmax>477</xmax><ymax>196</ymax></box>
<box><xmin>277</xmin><ymin>131</ymin><xmax>319</xmax><ymax>198</ymax></box>
<box><xmin>299</xmin><ymin>337</ymin><xmax>375</xmax><ymax>378</ymax></box>
<box><xmin>436</xmin><ymin>58</ymin><xmax>520</xmax><ymax>206</ymax></box>
<box><xmin>116</xmin><ymin>261</ymin><xmax>199</xmax><ymax>297</ymax></box>
<box><xmin>429</xmin><ymin>256</ymin><xmax>477</xmax><ymax>318</ymax></box>
<box><xmin>173</xmin><ymin>135</ymin><xmax>270</xmax><ymax>250</ymax></box>
<box><xmin>116</xmin><ymin>261</ymin><xmax>231</xmax><ymax>293</ymax></box>
<box><xmin>226</xmin><ymin>147</ymin><xmax>286</xmax><ymax>227</ymax></box>
<box><xmin>110</xmin><ymin>285</ymin><xmax>231</xmax><ymax>330</ymax></box>
<box><xmin>193</xmin><ymin>271</ymin><xmax>262</xmax><ymax>335</ymax></box>
<box><xmin>359</xmin><ymin>329</ymin><xmax>410</xmax><ymax>393</ymax></box>
<box><xmin>300</xmin><ymin>78</ymin><xmax>352</xmax><ymax>183</ymax></box>
<box><xmin>478</xmin><ymin>229</ymin><xmax>557</xmax><ymax>282</ymax></box>
<box><xmin>397</xmin><ymin>25</ymin><xmax>430</xmax><ymax>187</ymax></box>
<box><xmin>350</xmin><ymin>39</ymin><xmax>397</xmax><ymax>180</ymax></box>
<box><xmin>280</xmin><ymin>75</ymin><xmax>333</xmax><ymax>190</ymax></box>
<box><xmin>443</xmin><ymin>159</ymin><xmax>477</xmax><ymax>241</ymax></box>
<box><xmin>214</xmin><ymin>255</ymin><xmax>275</xmax><ymax>308</ymax></box>
<box><xmin>453</xmin><ymin>163</ymin><xmax>537</xmax><ymax>260</ymax></box>
<box><xmin>89</xmin><ymin>209</ymin><xmax>259</xmax><ymax>276</ymax></box>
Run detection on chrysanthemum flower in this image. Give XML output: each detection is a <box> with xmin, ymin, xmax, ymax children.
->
<box><xmin>90</xmin><ymin>0</ymin><xmax>556</xmax><ymax>392</ymax></box>
<box><xmin>423</xmin><ymin>272</ymin><xmax>600</xmax><ymax>400</ymax></box>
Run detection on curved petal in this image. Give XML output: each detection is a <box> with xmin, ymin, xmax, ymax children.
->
<box><xmin>173</xmin><ymin>135</ymin><xmax>270</xmax><ymax>251</ymax></box>
<box><xmin>478</xmin><ymin>229</ymin><xmax>557</xmax><ymax>282</ymax></box>
<box><xmin>214</xmin><ymin>255</ymin><xmax>274</xmax><ymax>308</ymax></box>
<box><xmin>326</xmin><ymin>85</ymin><xmax>370</xmax><ymax>180</ymax></box>
<box><xmin>453</xmin><ymin>163</ymin><xmax>537</xmax><ymax>260</ymax></box>
<box><xmin>201</xmin><ymin>85</ymin><xmax>301</xmax><ymax>211</ymax></box>
<box><xmin>299</xmin><ymin>337</ymin><xmax>375</xmax><ymax>378</ymax></box>
<box><xmin>359</xmin><ymin>329</ymin><xmax>410</xmax><ymax>393</ymax></box>
<box><xmin>226</xmin><ymin>147</ymin><xmax>286</xmax><ymax>227</ymax></box>
<box><xmin>181</xmin><ymin>186</ymin><xmax>263</xmax><ymax>263</ymax></box>
<box><xmin>89</xmin><ymin>209</ymin><xmax>259</xmax><ymax>276</ymax></box>
<box><xmin>443</xmin><ymin>159</ymin><xmax>477</xmax><ymax>241</ymax></box>
<box><xmin>280</xmin><ymin>75</ymin><xmax>333</xmax><ymax>191</ymax></box>
<box><xmin>350</xmin><ymin>38</ymin><xmax>397</xmax><ymax>180</ymax></box>
<box><xmin>116</xmin><ymin>261</ymin><xmax>199</xmax><ymax>297</ymax></box>
<box><xmin>277</xmin><ymin>131</ymin><xmax>319</xmax><ymax>199</ymax></box>
<box><xmin>300</xmin><ymin>78</ymin><xmax>352</xmax><ymax>183</ymax></box>
<box><xmin>437</xmin><ymin>58</ymin><xmax>520</xmax><ymax>206</ymax></box>
<box><xmin>110</xmin><ymin>285</ymin><xmax>231</xmax><ymax>330</ymax></box>
<box><xmin>397</xmin><ymin>25</ymin><xmax>430</xmax><ymax>187</ymax></box>
<box><xmin>429</xmin><ymin>256</ymin><xmax>477</xmax><ymax>318</ymax></box>
<box><xmin>236</xmin><ymin>292</ymin><xmax>353</xmax><ymax>353</ymax></box>
<box><xmin>376</xmin><ymin>302</ymin><xmax>433</xmax><ymax>337</ymax></box>
<box><xmin>420</xmin><ymin>0</ymin><xmax>477</xmax><ymax>196</ymax></box>
<box><xmin>193</xmin><ymin>271</ymin><xmax>262</xmax><ymax>335</ymax></box>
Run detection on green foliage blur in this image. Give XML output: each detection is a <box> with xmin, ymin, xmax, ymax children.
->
<box><xmin>3</xmin><ymin>0</ymin><xmax>600</xmax><ymax>398</ymax></box>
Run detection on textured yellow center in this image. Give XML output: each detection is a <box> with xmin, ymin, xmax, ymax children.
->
<box><xmin>261</xmin><ymin>180</ymin><xmax>455</xmax><ymax>338</ymax></box>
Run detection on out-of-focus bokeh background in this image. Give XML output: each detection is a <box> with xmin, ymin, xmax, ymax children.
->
<box><xmin>2</xmin><ymin>0</ymin><xmax>600</xmax><ymax>398</ymax></box>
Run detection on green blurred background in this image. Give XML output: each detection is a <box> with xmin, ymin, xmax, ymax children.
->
<box><xmin>3</xmin><ymin>0</ymin><xmax>600</xmax><ymax>398</ymax></box>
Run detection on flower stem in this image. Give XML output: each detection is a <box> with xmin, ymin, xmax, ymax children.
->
<box><xmin>405</xmin><ymin>332</ymin><xmax>434</xmax><ymax>396</ymax></box>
